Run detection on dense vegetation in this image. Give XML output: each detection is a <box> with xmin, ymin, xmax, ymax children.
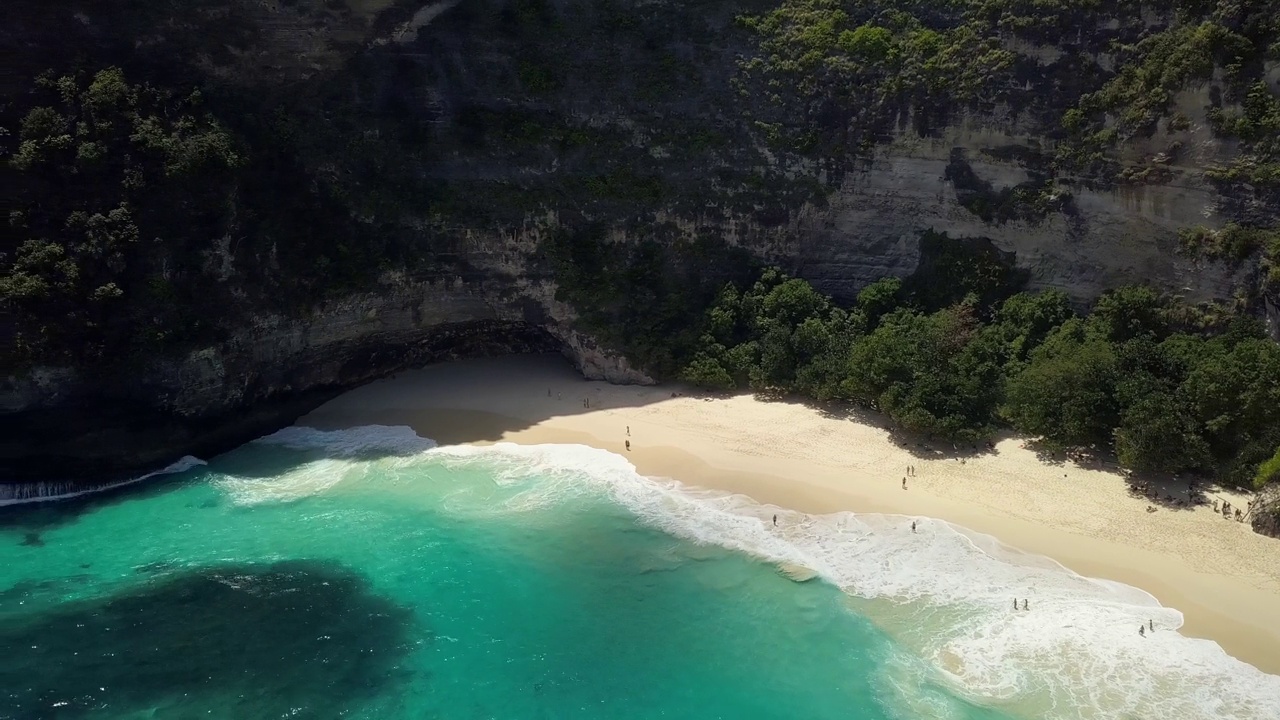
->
<box><xmin>1</xmin><ymin>66</ymin><xmax>431</xmax><ymax>367</ymax></box>
<box><xmin>544</xmin><ymin>225</ymin><xmax>759</xmax><ymax>376</ymax></box>
<box><xmin>1179</xmin><ymin>224</ymin><xmax>1280</xmax><ymax>292</ymax></box>
<box><xmin>3</xmin><ymin>69</ymin><xmax>242</xmax><ymax>362</ymax></box>
<box><xmin>4</xmin><ymin>1</ymin><xmax>1280</xmax><ymax>499</ymax></box>
<box><xmin>675</xmin><ymin>265</ymin><xmax>1280</xmax><ymax>488</ymax></box>
<box><xmin>738</xmin><ymin>0</ymin><xmax>1280</xmax><ymax>184</ymax></box>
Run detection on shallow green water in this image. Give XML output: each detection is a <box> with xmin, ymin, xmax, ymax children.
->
<box><xmin>0</xmin><ymin>429</ymin><xmax>1014</xmax><ymax>720</ymax></box>
<box><xmin>2</xmin><ymin>426</ymin><xmax>1277</xmax><ymax>720</ymax></box>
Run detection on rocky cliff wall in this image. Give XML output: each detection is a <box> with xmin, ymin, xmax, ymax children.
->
<box><xmin>3</xmin><ymin>0</ymin><xmax>1276</xmax><ymax>487</ymax></box>
<box><xmin>0</xmin><ymin>275</ymin><xmax>650</xmax><ymax>488</ymax></box>
<box><xmin>785</xmin><ymin>126</ymin><xmax>1244</xmax><ymax>303</ymax></box>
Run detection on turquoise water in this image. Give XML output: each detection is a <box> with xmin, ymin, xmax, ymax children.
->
<box><xmin>3</xmin><ymin>426</ymin><xmax>1279</xmax><ymax>720</ymax></box>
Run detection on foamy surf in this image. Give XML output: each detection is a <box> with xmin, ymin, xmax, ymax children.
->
<box><xmin>215</xmin><ymin>426</ymin><xmax>1280</xmax><ymax>720</ymax></box>
<box><xmin>254</xmin><ymin>425</ymin><xmax>437</xmax><ymax>457</ymax></box>
<box><xmin>215</xmin><ymin>425</ymin><xmax>438</xmax><ymax>504</ymax></box>
<box><xmin>0</xmin><ymin>455</ymin><xmax>207</xmax><ymax>507</ymax></box>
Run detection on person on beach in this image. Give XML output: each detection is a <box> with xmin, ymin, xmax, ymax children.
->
<box><xmin>1139</xmin><ymin>625</ymin><xmax>1145</xmax><ymax>637</ymax></box>
<box><xmin>902</xmin><ymin>477</ymin><xmax>907</xmax><ymax>489</ymax></box>
<box><xmin>625</xmin><ymin>440</ymin><xmax>631</xmax><ymax>451</ymax></box>
<box><xmin>773</xmin><ymin>514</ymin><xmax>778</xmax><ymax>527</ymax></box>
<box><xmin>627</xmin><ymin>425</ymin><xmax>630</xmax><ymax>436</ymax></box>
<box><xmin>1013</xmin><ymin>598</ymin><xmax>1018</xmax><ymax>610</ymax></box>
<box><xmin>1149</xmin><ymin>619</ymin><xmax>1154</xmax><ymax>632</ymax></box>
<box><xmin>911</xmin><ymin>521</ymin><xmax>917</xmax><ymax>533</ymax></box>
<box><xmin>1022</xmin><ymin>599</ymin><xmax>1028</xmax><ymax>611</ymax></box>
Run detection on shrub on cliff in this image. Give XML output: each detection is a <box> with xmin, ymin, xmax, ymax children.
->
<box><xmin>1256</xmin><ymin>448</ymin><xmax>1280</xmax><ymax>489</ymax></box>
<box><xmin>3</xmin><ymin>68</ymin><xmax>242</xmax><ymax>365</ymax></box>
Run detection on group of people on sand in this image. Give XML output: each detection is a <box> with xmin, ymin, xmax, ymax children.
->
<box><xmin>1212</xmin><ymin>498</ymin><xmax>1249</xmax><ymax>521</ymax></box>
<box><xmin>902</xmin><ymin>465</ymin><xmax>917</xmax><ymax>489</ymax></box>
<box><xmin>1127</xmin><ymin>474</ymin><xmax>1256</xmax><ymax>523</ymax></box>
<box><xmin>547</xmin><ymin>388</ymin><xmax>597</xmax><ymax>410</ymax></box>
<box><xmin>1012</xmin><ymin>598</ymin><xmax>1029</xmax><ymax>610</ymax></box>
<box><xmin>1131</xmin><ymin>479</ymin><xmax>1201</xmax><ymax>508</ymax></box>
<box><xmin>1139</xmin><ymin>619</ymin><xmax>1155</xmax><ymax>637</ymax></box>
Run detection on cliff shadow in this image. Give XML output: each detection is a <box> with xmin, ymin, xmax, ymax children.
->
<box><xmin>2</xmin><ymin>352</ymin><xmax>673</xmax><ymax>530</ymax></box>
<box><xmin>291</xmin><ymin>352</ymin><xmax>676</xmax><ymax>438</ymax></box>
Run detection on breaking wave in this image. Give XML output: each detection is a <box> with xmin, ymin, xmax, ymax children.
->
<box><xmin>215</xmin><ymin>425</ymin><xmax>1280</xmax><ymax>720</ymax></box>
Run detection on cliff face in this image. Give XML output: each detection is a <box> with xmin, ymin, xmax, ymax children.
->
<box><xmin>778</xmin><ymin>127</ymin><xmax>1244</xmax><ymax>302</ymax></box>
<box><xmin>0</xmin><ymin>272</ymin><xmax>649</xmax><ymax>489</ymax></box>
<box><xmin>2</xmin><ymin>0</ymin><xmax>1276</xmax><ymax>487</ymax></box>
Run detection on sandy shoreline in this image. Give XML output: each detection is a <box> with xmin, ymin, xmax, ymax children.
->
<box><xmin>300</xmin><ymin>354</ymin><xmax>1280</xmax><ymax>675</ymax></box>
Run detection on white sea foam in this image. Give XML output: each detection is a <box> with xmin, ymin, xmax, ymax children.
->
<box><xmin>214</xmin><ymin>426</ymin><xmax>1280</xmax><ymax>720</ymax></box>
<box><xmin>0</xmin><ymin>455</ymin><xmax>207</xmax><ymax>507</ymax></box>
<box><xmin>431</xmin><ymin>441</ymin><xmax>1280</xmax><ymax>720</ymax></box>
<box><xmin>215</xmin><ymin>425</ymin><xmax>437</xmax><ymax>504</ymax></box>
<box><xmin>253</xmin><ymin>424</ymin><xmax>437</xmax><ymax>457</ymax></box>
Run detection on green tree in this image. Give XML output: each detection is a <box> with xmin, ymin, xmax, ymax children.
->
<box><xmin>1181</xmin><ymin>338</ymin><xmax>1280</xmax><ymax>482</ymax></box>
<box><xmin>1113</xmin><ymin>391</ymin><xmax>1209</xmax><ymax>473</ymax></box>
<box><xmin>991</xmin><ymin>290</ymin><xmax>1075</xmax><ymax>368</ymax></box>
<box><xmin>854</xmin><ymin>277</ymin><xmax>903</xmax><ymax>329</ymax></box>
<box><xmin>4</xmin><ymin>68</ymin><xmax>242</xmax><ymax>364</ymax></box>
<box><xmin>1087</xmin><ymin>286</ymin><xmax>1169</xmax><ymax>343</ymax></box>
<box><xmin>1003</xmin><ymin>319</ymin><xmax>1120</xmax><ymax>449</ymax></box>
<box><xmin>844</xmin><ymin>303</ymin><xmax>1001</xmax><ymax>440</ymax></box>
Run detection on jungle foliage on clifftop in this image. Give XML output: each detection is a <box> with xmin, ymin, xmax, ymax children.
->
<box><xmin>3</xmin><ymin>69</ymin><xmax>242</xmax><ymax>363</ymax></box>
<box><xmin>2</xmin><ymin>65</ymin><xmax>430</xmax><ymax>368</ymax></box>
<box><xmin>737</xmin><ymin>0</ymin><xmax>1280</xmax><ymax>188</ymax></box>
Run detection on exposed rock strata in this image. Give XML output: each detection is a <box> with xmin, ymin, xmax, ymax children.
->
<box><xmin>0</xmin><ymin>278</ymin><xmax>650</xmax><ymax>488</ymax></box>
<box><xmin>1</xmin><ymin>0</ymin><xmax>1275</xmax><ymax>489</ymax></box>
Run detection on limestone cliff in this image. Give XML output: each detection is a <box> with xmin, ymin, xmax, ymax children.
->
<box><xmin>2</xmin><ymin>0</ymin><xmax>1277</xmax><ymax>488</ymax></box>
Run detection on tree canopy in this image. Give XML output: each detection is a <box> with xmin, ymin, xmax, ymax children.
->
<box><xmin>672</xmin><ymin>265</ymin><xmax>1280</xmax><ymax>489</ymax></box>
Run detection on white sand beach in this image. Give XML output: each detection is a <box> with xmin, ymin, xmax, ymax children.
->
<box><xmin>299</xmin><ymin>353</ymin><xmax>1280</xmax><ymax>675</ymax></box>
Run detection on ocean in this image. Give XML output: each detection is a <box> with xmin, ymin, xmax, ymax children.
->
<box><xmin>2</xmin><ymin>425</ymin><xmax>1278</xmax><ymax>719</ymax></box>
